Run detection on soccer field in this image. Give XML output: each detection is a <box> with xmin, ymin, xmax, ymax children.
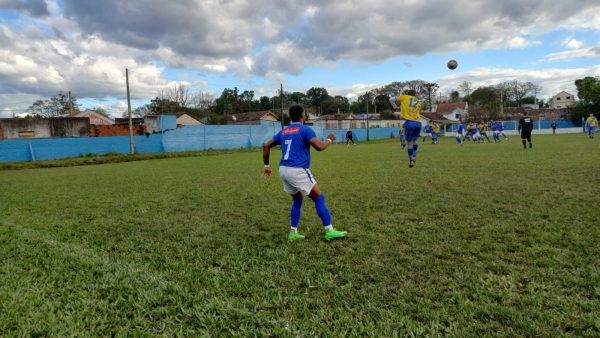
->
<box><xmin>1</xmin><ymin>135</ymin><xmax>599</xmax><ymax>336</ymax></box>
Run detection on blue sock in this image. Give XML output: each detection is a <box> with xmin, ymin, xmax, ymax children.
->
<box><xmin>407</xmin><ymin>148</ymin><xmax>414</xmax><ymax>160</ymax></box>
<box><xmin>412</xmin><ymin>143</ymin><xmax>418</xmax><ymax>157</ymax></box>
<box><xmin>314</xmin><ymin>195</ymin><xmax>332</xmax><ymax>226</ymax></box>
<box><xmin>456</xmin><ymin>136</ymin><xmax>461</xmax><ymax>144</ymax></box>
<box><xmin>291</xmin><ymin>198</ymin><xmax>303</xmax><ymax>228</ymax></box>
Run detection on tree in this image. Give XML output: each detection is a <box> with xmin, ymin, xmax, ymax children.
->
<box><xmin>305</xmin><ymin>87</ymin><xmax>330</xmax><ymax>112</ymax></box>
<box><xmin>422</xmin><ymin>83</ymin><xmax>439</xmax><ymax>112</ymax></box>
<box><xmin>458</xmin><ymin>81</ymin><xmax>473</xmax><ymax>97</ymax></box>
<box><xmin>91</xmin><ymin>106</ymin><xmax>110</xmax><ymax>118</ymax></box>
<box><xmin>131</xmin><ymin>104</ymin><xmax>151</xmax><ymax>117</ymax></box>
<box><xmin>26</xmin><ymin>92</ymin><xmax>79</xmax><ymax>117</ymax></box>
<box><xmin>575</xmin><ymin>76</ymin><xmax>600</xmax><ymax>105</ymax></box>
<box><xmin>191</xmin><ymin>91</ymin><xmax>214</xmax><ymax>111</ymax></box>
<box><xmin>450</xmin><ymin>91</ymin><xmax>460</xmax><ymax>102</ymax></box>
<box><xmin>468</xmin><ymin>86</ymin><xmax>500</xmax><ymax>110</ymax></box>
<box><xmin>166</xmin><ymin>83</ymin><xmax>192</xmax><ymax>108</ymax></box>
<box><xmin>259</xmin><ymin>96</ymin><xmax>272</xmax><ymax>110</ymax></box>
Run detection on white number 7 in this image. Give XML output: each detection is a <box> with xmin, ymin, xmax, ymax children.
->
<box><xmin>284</xmin><ymin>139</ymin><xmax>292</xmax><ymax>160</ymax></box>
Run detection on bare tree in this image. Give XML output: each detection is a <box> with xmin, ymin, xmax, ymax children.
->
<box><xmin>166</xmin><ymin>83</ymin><xmax>192</xmax><ymax>108</ymax></box>
<box><xmin>458</xmin><ymin>81</ymin><xmax>473</xmax><ymax>97</ymax></box>
<box><xmin>191</xmin><ymin>91</ymin><xmax>215</xmax><ymax>110</ymax></box>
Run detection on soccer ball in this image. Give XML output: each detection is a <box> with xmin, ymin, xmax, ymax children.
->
<box><xmin>447</xmin><ymin>60</ymin><xmax>458</xmax><ymax>70</ymax></box>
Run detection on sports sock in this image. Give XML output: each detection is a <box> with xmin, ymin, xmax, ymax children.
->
<box><xmin>291</xmin><ymin>198</ymin><xmax>303</xmax><ymax>228</ymax></box>
<box><xmin>412</xmin><ymin>143</ymin><xmax>419</xmax><ymax>158</ymax></box>
<box><xmin>407</xmin><ymin>148</ymin><xmax>414</xmax><ymax>161</ymax></box>
<box><xmin>522</xmin><ymin>139</ymin><xmax>527</xmax><ymax>148</ymax></box>
<box><xmin>314</xmin><ymin>195</ymin><xmax>332</xmax><ymax>227</ymax></box>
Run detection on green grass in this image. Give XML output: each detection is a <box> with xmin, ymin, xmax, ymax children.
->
<box><xmin>1</xmin><ymin>134</ymin><xmax>599</xmax><ymax>336</ymax></box>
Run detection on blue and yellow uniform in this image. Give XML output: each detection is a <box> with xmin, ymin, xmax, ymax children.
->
<box><xmin>586</xmin><ymin>115</ymin><xmax>598</xmax><ymax>139</ymax></box>
<box><xmin>390</xmin><ymin>94</ymin><xmax>422</xmax><ymax>142</ymax></box>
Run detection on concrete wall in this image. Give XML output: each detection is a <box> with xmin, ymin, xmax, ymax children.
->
<box><xmin>0</xmin><ymin>118</ymin><xmax>89</xmax><ymax>139</ymax></box>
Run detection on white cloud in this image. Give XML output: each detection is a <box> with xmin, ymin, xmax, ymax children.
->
<box><xmin>563</xmin><ymin>38</ymin><xmax>585</xmax><ymax>49</ymax></box>
<box><xmin>545</xmin><ymin>44</ymin><xmax>600</xmax><ymax>62</ymax></box>
<box><xmin>438</xmin><ymin>65</ymin><xmax>600</xmax><ymax>98</ymax></box>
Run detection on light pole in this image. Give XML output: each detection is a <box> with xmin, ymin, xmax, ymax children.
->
<box><xmin>366</xmin><ymin>92</ymin><xmax>370</xmax><ymax>141</ymax></box>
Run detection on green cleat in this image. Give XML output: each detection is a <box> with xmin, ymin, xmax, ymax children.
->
<box><xmin>325</xmin><ymin>229</ymin><xmax>347</xmax><ymax>241</ymax></box>
<box><xmin>288</xmin><ymin>233</ymin><xmax>306</xmax><ymax>241</ymax></box>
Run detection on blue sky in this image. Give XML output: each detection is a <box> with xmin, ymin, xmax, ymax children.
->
<box><xmin>1</xmin><ymin>0</ymin><xmax>599</xmax><ymax>117</ymax></box>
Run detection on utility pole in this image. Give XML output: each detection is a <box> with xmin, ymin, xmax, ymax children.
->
<box><xmin>280</xmin><ymin>83</ymin><xmax>284</xmax><ymax>129</ymax></box>
<box><xmin>126</xmin><ymin>68</ymin><xmax>135</xmax><ymax>154</ymax></box>
<box><xmin>68</xmin><ymin>91</ymin><xmax>73</xmax><ymax>113</ymax></box>
<box><xmin>366</xmin><ymin>92</ymin><xmax>370</xmax><ymax>141</ymax></box>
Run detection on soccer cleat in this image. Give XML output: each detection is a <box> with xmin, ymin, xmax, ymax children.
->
<box><xmin>288</xmin><ymin>233</ymin><xmax>306</xmax><ymax>241</ymax></box>
<box><xmin>325</xmin><ymin>229</ymin><xmax>347</xmax><ymax>241</ymax></box>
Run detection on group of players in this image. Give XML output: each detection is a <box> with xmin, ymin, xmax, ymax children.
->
<box><xmin>261</xmin><ymin>90</ymin><xmax>597</xmax><ymax>242</ymax></box>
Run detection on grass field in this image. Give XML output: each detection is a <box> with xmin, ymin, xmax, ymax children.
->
<box><xmin>1</xmin><ymin>134</ymin><xmax>599</xmax><ymax>336</ymax></box>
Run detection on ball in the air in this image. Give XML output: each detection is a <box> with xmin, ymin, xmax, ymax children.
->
<box><xmin>447</xmin><ymin>60</ymin><xmax>458</xmax><ymax>70</ymax></box>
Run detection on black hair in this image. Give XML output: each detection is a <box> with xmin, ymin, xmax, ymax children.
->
<box><xmin>289</xmin><ymin>105</ymin><xmax>304</xmax><ymax>122</ymax></box>
<box><xmin>405</xmin><ymin>89</ymin><xmax>417</xmax><ymax>96</ymax></box>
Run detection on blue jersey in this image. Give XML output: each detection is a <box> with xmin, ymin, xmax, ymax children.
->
<box><xmin>273</xmin><ymin>122</ymin><xmax>317</xmax><ymax>169</ymax></box>
<box><xmin>498</xmin><ymin>124</ymin><xmax>504</xmax><ymax>132</ymax></box>
<box><xmin>457</xmin><ymin>125</ymin><xmax>465</xmax><ymax>133</ymax></box>
<box><xmin>492</xmin><ymin>123</ymin><xmax>499</xmax><ymax>131</ymax></box>
<box><xmin>425</xmin><ymin>125</ymin><xmax>433</xmax><ymax>133</ymax></box>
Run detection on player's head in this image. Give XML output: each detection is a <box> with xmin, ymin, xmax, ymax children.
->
<box><xmin>404</xmin><ymin>89</ymin><xmax>416</xmax><ymax>96</ymax></box>
<box><xmin>523</xmin><ymin>111</ymin><xmax>528</xmax><ymax>116</ymax></box>
<box><xmin>289</xmin><ymin>105</ymin><xmax>305</xmax><ymax>123</ymax></box>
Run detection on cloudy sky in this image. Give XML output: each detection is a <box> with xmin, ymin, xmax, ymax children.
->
<box><xmin>1</xmin><ymin>0</ymin><xmax>600</xmax><ymax>117</ymax></box>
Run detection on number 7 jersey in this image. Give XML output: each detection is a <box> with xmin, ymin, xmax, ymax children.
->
<box><xmin>392</xmin><ymin>94</ymin><xmax>422</xmax><ymax>122</ymax></box>
<box><xmin>273</xmin><ymin>122</ymin><xmax>317</xmax><ymax>169</ymax></box>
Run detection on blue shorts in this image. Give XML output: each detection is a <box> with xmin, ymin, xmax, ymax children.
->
<box><xmin>404</xmin><ymin>121</ymin><xmax>422</xmax><ymax>142</ymax></box>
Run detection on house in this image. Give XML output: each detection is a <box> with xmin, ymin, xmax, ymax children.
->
<box><xmin>176</xmin><ymin>113</ymin><xmax>204</xmax><ymax>126</ymax></box>
<box><xmin>320</xmin><ymin>113</ymin><xmax>356</xmax><ymax>130</ymax></box>
<box><xmin>435</xmin><ymin>102</ymin><xmax>468</xmax><ymax>122</ymax></box>
<box><xmin>66</xmin><ymin>110</ymin><xmax>114</xmax><ymax>125</ymax></box>
<box><xmin>549</xmin><ymin>91</ymin><xmax>575</xmax><ymax>109</ymax></box>
<box><xmin>226</xmin><ymin>111</ymin><xmax>279</xmax><ymax>125</ymax></box>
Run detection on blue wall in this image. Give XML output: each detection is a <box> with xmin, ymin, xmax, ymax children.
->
<box><xmin>0</xmin><ymin>119</ymin><xmax>584</xmax><ymax>163</ymax></box>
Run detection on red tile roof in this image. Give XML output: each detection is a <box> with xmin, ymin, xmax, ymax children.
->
<box><xmin>436</xmin><ymin>102</ymin><xmax>467</xmax><ymax>114</ymax></box>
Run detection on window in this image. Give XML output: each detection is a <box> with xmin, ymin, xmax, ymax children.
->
<box><xmin>566</xmin><ymin>96</ymin><xmax>570</xmax><ymax>100</ymax></box>
<box><xmin>556</xmin><ymin>97</ymin><xmax>561</xmax><ymax>100</ymax></box>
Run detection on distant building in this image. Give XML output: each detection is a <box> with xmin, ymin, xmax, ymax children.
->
<box><xmin>66</xmin><ymin>110</ymin><xmax>114</xmax><ymax>125</ymax></box>
<box><xmin>549</xmin><ymin>91</ymin><xmax>575</xmax><ymax>109</ymax></box>
<box><xmin>0</xmin><ymin>117</ymin><xmax>89</xmax><ymax>139</ymax></box>
<box><xmin>226</xmin><ymin>111</ymin><xmax>279</xmax><ymax>125</ymax></box>
<box><xmin>435</xmin><ymin>102</ymin><xmax>468</xmax><ymax>122</ymax></box>
<box><xmin>176</xmin><ymin>113</ymin><xmax>203</xmax><ymax>126</ymax></box>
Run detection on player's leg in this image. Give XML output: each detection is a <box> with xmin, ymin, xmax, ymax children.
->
<box><xmin>288</xmin><ymin>192</ymin><xmax>305</xmax><ymax>240</ymax></box>
<box><xmin>484</xmin><ymin>133</ymin><xmax>490</xmax><ymax>143</ymax></box>
<box><xmin>527</xmin><ymin>132</ymin><xmax>532</xmax><ymax>148</ymax></box>
<box><xmin>308</xmin><ymin>184</ymin><xmax>347</xmax><ymax>240</ymax></box>
<box><xmin>521</xmin><ymin>134</ymin><xmax>527</xmax><ymax>149</ymax></box>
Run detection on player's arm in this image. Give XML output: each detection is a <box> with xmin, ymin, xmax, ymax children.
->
<box><xmin>518</xmin><ymin>119</ymin><xmax>523</xmax><ymax>133</ymax></box>
<box><xmin>262</xmin><ymin>138</ymin><xmax>277</xmax><ymax>177</ymax></box>
<box><xmin>310</xmin><ymin>133</ymin><xmax>336</xmax><ymax>151</ymax></box>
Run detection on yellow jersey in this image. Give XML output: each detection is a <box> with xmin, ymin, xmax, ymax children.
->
<box><xmin>433</xmin><ymin>124</ymin><xmax>440</xmax><ymax>133</ymax></box>
<box><xmin>586</xmin><ymin>117</ymin><xmax>598</xmax><ymax>127</ymax></box>
<box><xmin>394</xmin><ymin>94</ymin><xmax>422</xmax><ymax>122</ymax></box>
<box><xmin>478</xmin><ymin>124</ymin><xmax>487</xmax><ymax>132</ymax></box>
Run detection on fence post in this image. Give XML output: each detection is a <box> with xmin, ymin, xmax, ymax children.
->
<box><xmin>28</xmin><ymin>143</ymin><xmax>36</xmax><ymax>162</ymax></box>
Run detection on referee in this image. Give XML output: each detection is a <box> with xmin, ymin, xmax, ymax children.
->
<box><xmin>518</xmin><ymin>112</ymin><xmax>534</xmax><ymax>149</ymax></box>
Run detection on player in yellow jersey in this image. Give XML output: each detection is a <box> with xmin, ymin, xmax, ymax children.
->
<box><xmin>432</xmin><ymin>122</ymin><xmax>441</xmax><ymax>144</ymax></box>
<box><xmin>389</xmin><ymin>90</ymin><xmax>422</xmax><ymax>167</ymax></box>
<box><xmin>585</xmin><ymin>114</ymin><xmax>597</xmax><ymax>139</ymax></box>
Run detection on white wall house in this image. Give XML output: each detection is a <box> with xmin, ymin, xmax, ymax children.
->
<box><xmin>549</xmin><ymin>91</ymin><xmax>575</xmax><ymax>109</ymax></box>
<box><xmin>435</xmin><ymin>102</ymin><xmax>468</xmax><ymax>122</ymax></box>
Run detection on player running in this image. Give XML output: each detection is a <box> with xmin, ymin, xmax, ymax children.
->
<box><xmin>431</xmin><ymin>123</ymin><xmax>441</xmax><ymax>144</ymax></box>
<box><xmin>346</xmin><ymin>129</ymin><xmax>356</xmax><ymax>146</ymax></box>
<box><xmin>498</xmin><ymin>122</ymin><xmax>508</xmax><ymax>140</ymax></box>
<box><xmin>585</xmin><ymin>114</ymin><xmax>598</xmax><ymax>139</ymax></box>
<box><xmin>390</xmin><ymin>90</ymin><xmax>422</xmax><ymax>168</ymax></box>
<box><xmin>422</xmin><ymin>123</ymin><xmax>433</xmax><ymax>143</ymax></box>
<box><xmin>478</xmin><ymin>121</ymin><xmax>491</xmax><ymax>143</ymax></box>
<box><xmin>262</xmin><ymin>105</ymin><xmax>347</xmax><ymax>241</ymax></box>
<box><xmin>455</xmin><ymin>122</ymin><xmax>465</xmax><ymax>145</ymax></box>
<box><xmin>518</xmin><ymin>112</ymin><xmax>534</xmax><ymax>149</ymax></box>
<box><xmin>491</xmin><ymin>121</ymin><xmax>501</xmax><ymax>143</ymax></box>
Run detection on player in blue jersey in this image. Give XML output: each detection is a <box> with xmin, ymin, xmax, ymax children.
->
<box><xmin>491</xmin><ymin>121</ymin><xmax>501</xmax><ymax>143</ymax></box>
<box><xmin>470</xmin><ymin>123</ymin><xmax>481</xmax><ymax>143</ymax></box>
<box><xmin>455</xmin><ymin>123</ymin><xmax>465</xmax><ymax>145</ymax></box>
<box><xmin>262</xmin><ymin>105</ymin><xmax>347</xmax><ymax>241</ymax></box>
<box><xmin>422</xmin><ymin>123</ymin><xmax>433</xmax><ymax>143</ymax></box>
<box><xmin>498</xmin><ymin>122</ymin><xmax>508</xmax><ymax>140</ymax></box>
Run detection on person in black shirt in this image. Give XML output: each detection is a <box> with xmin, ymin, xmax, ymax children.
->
<box><xmin>518</xmin><ymin>112</ymin><xmax>534</xmax><ymax>149</ymax></box>
<box><xmin>346</xmin><ymin>129</ymin><xmax>356</xmax><ymax>146</ymax></box>
<box><xmin>551</xmin><ymin>121</ymin><xmax>557</xmax><ymax>135</ymax></box>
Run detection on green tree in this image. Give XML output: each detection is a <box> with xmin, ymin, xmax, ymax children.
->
<box><xmin>575</xmin><ymin>76</ymin><xmax>600</xmax><ymax>105</ymax></box>
<box><xmin>305</xmin><ymin>87</ymin><xmax>330</xmax><ymax>112</ymax></box>
<box><xmin>26</xmin><ymin>92</ymin><xmax>79</xmax><ymax>117</ymax></box>
<box><xmin>450</xmin><ymin>91</ymin><xmax>460</xmax><ymax>102</ymax></box>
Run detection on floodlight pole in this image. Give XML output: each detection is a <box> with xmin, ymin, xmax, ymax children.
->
<box><xmin>126</xmin><ymin>68</ymin><xmax>135</xmax><ymax>154</ymax></box>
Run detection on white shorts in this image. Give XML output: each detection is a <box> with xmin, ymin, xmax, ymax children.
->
<box><xmin>473</xmin><ymin>132</ymin><xmax>481</xmax><ymax>138</ymax></box>
<box><xmin>279</xmin><ymin>166</ymin><xmax>317</xmax><ymax>196</ymax></box>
